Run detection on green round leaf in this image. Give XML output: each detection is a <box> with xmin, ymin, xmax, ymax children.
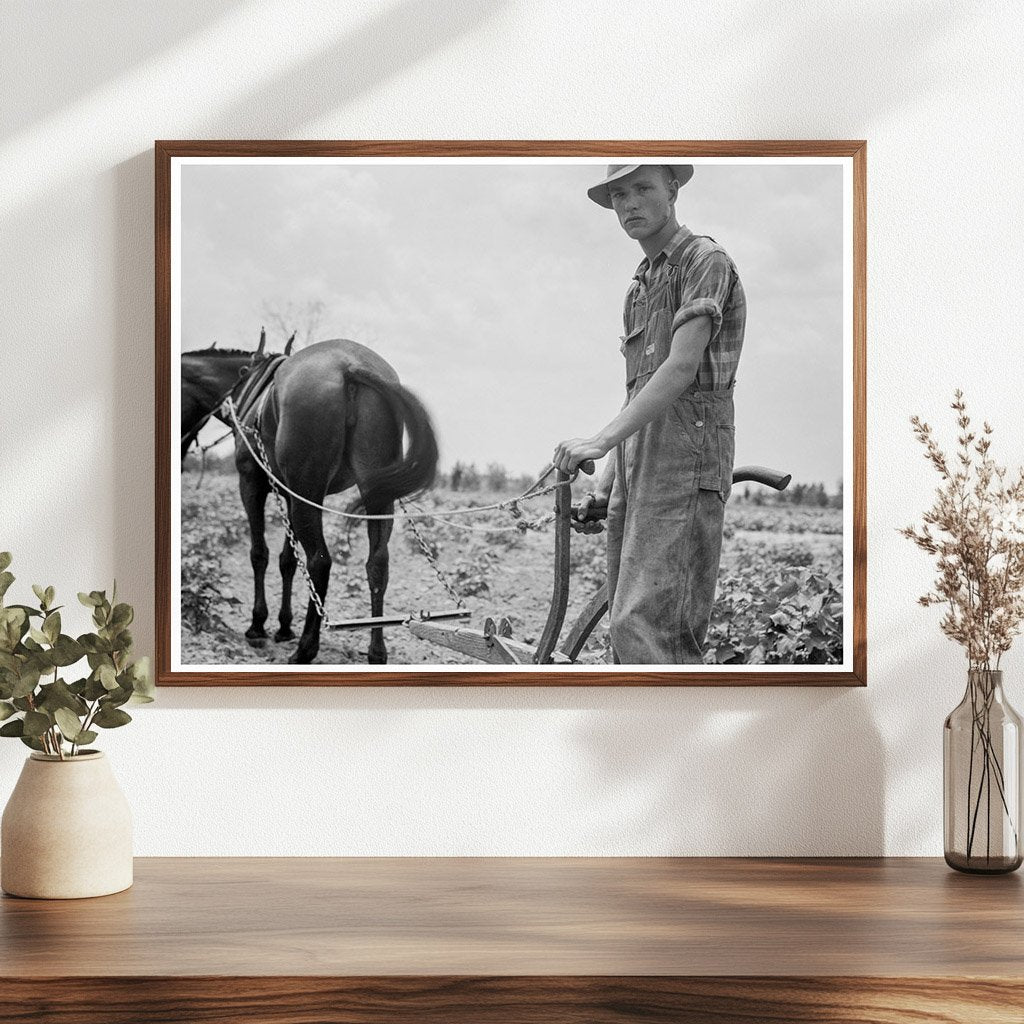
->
<box><xmin>12</xmin><ymin>665</ymin><xmax>41</xmax><ymax>699</ymax></box>
<box><xmin>130</xmin><ymin>656</ymin><xmax>154</xmax><ymax>697</ymax></box>
<box><xmin>22</xmin><ymin>711</ymin><xmax>50</xmax><ymax>738</ymax></box>
<box><xmin>50</xmin><ymin>635</ymin><xmax>85</xmax><ymax>667</ymax></box>
<box><xmin>37</xmin><ymin>679</ymin><xmax>88</xmax><ymax>716</ymax></box>
<box><xmin>54</xmin><ymin>707</ymin><xmax>84</xmax><ymax>741</ymax></box>
<box><xmin>110</xmin><ymin>603</ymin><xmax>134</xmax><ymax>629</ymax></box>
<box><xmin>83</xmin><ymin>675</ymin><xmax>108</xmax><ymax>701</ymax></box>
<box><xmin>93</xmin><ymin>705</ymin><xmax>132</xmax><ymax>729</ymax></box>
<box><xmin>42</xmin><ymin>611</ymin><xmax>60</xmax><ymax>644</ymax></box>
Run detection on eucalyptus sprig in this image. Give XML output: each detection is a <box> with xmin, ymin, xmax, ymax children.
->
<box><xmin>0</xmin><ymin>552</ymin><xmax>153</xmax><ymax>759</ymax></box>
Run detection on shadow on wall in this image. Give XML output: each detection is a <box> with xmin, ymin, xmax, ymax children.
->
<box><xmin>569</xmin><ymin>686</ymin><xmax>885</xmax><ymax>856</ymax></box>
<box><xmin>0</xmin><ymin>2</ymin><xmax>243</xmax><ymax>139</ymax></box>
<box><xmin>728</xmin><ymin>0</ymin><xmax>971</xmax><ymax>131</ymax></box>
<box><xmin>197</xmin><ymin>0</ymin><xmax>505</xmax><ymax>137</ymax></box>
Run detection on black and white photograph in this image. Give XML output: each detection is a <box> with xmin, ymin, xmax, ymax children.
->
<box><xmin>161</xmin><ymin>145</ymin><xmax>862</xmax><ymax>682</ymax></box>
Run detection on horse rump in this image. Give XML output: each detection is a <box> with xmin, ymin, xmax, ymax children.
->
<box><xmin>347</xmin><ymin>369</ymin><xmax>439</xmax><ymax>511</ymax></box>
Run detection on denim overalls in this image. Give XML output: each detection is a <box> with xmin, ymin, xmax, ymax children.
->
<box><xmin>605</xmin><ymin>229</ymin><xmax>745</xmax><ymax>664</ymax></box>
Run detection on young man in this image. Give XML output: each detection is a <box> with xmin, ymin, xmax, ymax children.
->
<box><xmin>552</xmin><ymin>164</ymin><xmax>746</xmax><ymax>664</ymax></box>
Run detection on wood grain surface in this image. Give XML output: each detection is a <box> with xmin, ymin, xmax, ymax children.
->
<box><xmin>1</xmin><ymin>858</ymin><xmax>1022</xmax><ymax>1021</ymax></box>
<box><xmin>155</xmin><ymin>139</ymin><xmax>867</xmax><ymax>688</ymax></box>
<box><xmin>0</xmin><ymin>976</ymin><xmax>1022</xmax><ymax>1024</ymax></box>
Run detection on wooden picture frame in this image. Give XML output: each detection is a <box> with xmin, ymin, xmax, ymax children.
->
<box><xmin>156</xmin><ymin>140</ymin><xmax>866</xmax><ymax>686</ymax></box>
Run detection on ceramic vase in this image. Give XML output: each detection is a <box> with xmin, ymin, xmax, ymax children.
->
<box><xmin>1</xmin><ymin>750</ymin><xmax>133</xmax><ymax>898</ymax></box>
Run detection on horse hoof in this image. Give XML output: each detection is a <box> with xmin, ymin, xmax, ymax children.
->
<box><xmin>367</xmin><ymin>652</ymin><xmax>388</xmax><ymax>665</ymax></box>
<box><xmin>274</xmin><ymin>627</ymin><xmax>295</xmax><ymax>642</ymax></box>
<box><xmin>288</xmin><ymin>649</ymin><xmax>316</xmax><ymax>665</ymax></box>
<box><xmin>246</xmin><ymin>636</ymin><xmax>267</xmax><ymax>649</ymax></box>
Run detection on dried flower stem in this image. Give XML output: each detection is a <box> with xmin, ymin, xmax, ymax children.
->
<box><xmin>904</xmin><ymin>392</ymin><xmax>1024</xmax><ymax>864</ymax></box>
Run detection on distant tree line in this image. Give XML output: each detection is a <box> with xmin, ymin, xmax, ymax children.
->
<box><xmin>445</xmin><ymin>461</ymin><xmax>535</xmax><ymax>493</ymax></box>
<box><xmin>740</xmin><ymin>480</ymin><xmax>842</xmax><ymax>508</ymax></box>
<box><xmin>185</xmin><ymin>447</ymin><xmax>843</xmax><ymax>511</ymax></box>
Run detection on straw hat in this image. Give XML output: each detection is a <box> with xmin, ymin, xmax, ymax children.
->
<box><xmin>587</xmin><ymin>164</ymin><xmax>694</xmax><ymax>208</ymax></box>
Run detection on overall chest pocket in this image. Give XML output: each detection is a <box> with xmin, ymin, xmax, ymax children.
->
<box><xmin>621</xmin><ymin>309</ymin><xmax>671</xmax><ymax>392</ymax></box>
<box><xmin>620</xmin><ymin>325</ymin><xmax>646</xmax><ymax>389</ymax></box>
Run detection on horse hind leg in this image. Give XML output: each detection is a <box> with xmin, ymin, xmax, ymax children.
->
<box><xmin>238</xmin><ymin>461</ymin><xmax>271</xmax><ymax>646</ymax></box>
<box><xmin>275</xmin><ymin>518</ymin><xmax>297</xmax><ymax>642</ymax></box>
<box><xmin>364</xmin><ymin>507</ymin><xmax>394</xmax><ymax>664</ymax></box>
<box><xmin>288</xmin><ymin>503</ymin><xmax>331</xmax><ymax>665</ymax></box>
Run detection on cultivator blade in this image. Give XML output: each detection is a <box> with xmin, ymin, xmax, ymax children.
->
<box><xmin>327</xmin><ymin>607</ymin><xmax>471</xmax><ymax>631</ymax></box>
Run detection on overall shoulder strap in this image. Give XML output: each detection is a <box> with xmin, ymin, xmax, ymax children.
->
<box><xmin>667</xmin><ymin>235</ymin><xmax>722</xmax><ymax>305</ymax></box>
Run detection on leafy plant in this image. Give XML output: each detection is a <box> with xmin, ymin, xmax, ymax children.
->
<box><xmin>451</xmin><ymin>550</ymin><xmax>498</xmax><ymax>597</ymax></box>
<box><xmin>180</xmin><ymin>480</ymin><xmax>246</xmax><ymax>633</ymax></box>
<box><xmin>180</xmin><ymin>531</ymin><xmax>241</xmax><ymax>633</ymax></box>
<box><xmin>705</xmin><ymin>548</ymin><xmax>843</xmax><ymax>665</ymax></box>
<box><xmin>0</xmin><ymin>553</ymin><xmax>153</xmax><ymax>759</ymax></box>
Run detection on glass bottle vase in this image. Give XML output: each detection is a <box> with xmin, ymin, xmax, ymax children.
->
<box><xmin>943</xmin><ymin>669</ymin><xmax>1023</xmax><ymax>873</ymax></box>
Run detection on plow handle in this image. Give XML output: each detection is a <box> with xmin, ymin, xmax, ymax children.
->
<box><xmin>731</xmin><ymin>464</ymin><xmax>791</xmax><ymax>491</ymax></box>
<box><xmin>571</xmin><ymin>464</ymin><xmax>790</xmax><ymax>523</ymax></box>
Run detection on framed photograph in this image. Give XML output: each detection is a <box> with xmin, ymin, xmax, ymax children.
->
<box><xmin>156</xmin><ymin>141</ymin><xmax>865</xmax><ymax>686</ymax></box>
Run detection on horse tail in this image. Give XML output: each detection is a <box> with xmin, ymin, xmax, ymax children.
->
<box><xmin>345</xmin><ymin>369</ymin><xmax>439</xmax><ymax>510</ymax></box>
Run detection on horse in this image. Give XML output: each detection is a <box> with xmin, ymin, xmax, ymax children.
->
<box><xmin>181</xmin><ymin>338</ymin><xmax>438</xmax><ymax>665</ymax></box>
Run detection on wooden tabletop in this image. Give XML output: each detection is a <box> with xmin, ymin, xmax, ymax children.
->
<box><xmin>2</xmin><ymin>855</ymin><xmax>1023</xmax><ymax>975</ymax></box>
<box><xmin>2</xmin><ymin>857</ymin><xmax>1022</xmax><ymax>1023</ymax></box>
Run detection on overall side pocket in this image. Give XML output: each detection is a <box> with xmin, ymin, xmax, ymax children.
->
<box><xmin>699</xmin><ymin>423</ymin><xmax>735</xmax><ymax>503</ymax></box>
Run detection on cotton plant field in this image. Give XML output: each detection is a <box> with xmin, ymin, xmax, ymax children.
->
<box><xmin>179</xmin><ymin>466</ymin><xmax>844</xmax><ymax>667</ymax></box>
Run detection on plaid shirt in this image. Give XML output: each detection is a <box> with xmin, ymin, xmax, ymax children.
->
<box><xmin>622</xmin><ymin>225</ymin><xmax>746</xmax><ymax>392</ymax></box>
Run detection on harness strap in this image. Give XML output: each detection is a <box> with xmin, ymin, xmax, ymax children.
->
<box><xmin>231</xmin><ymin>354</ymin><xmax>286</xmax><ymax>427</ymax></box>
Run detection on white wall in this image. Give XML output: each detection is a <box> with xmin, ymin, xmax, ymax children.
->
<box><xmin>1</xmin><ymin>0</ymin><xmax>1022</xmax><ymax>856</ymax></box>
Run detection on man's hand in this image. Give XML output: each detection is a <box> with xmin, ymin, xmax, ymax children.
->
<box><xmin>552</xmin><ymin>436</ymin><xmax>610</xmax><ymax>475</ymax></box>
<box><xmin>571</xmin><ymin>491</ymin><xmax>608</xmax><ymax>534</ymax></box>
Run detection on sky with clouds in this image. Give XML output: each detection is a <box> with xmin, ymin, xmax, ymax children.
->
<box><xmin>181</xmin><ymin>158</ymin><xmax>846</xmax><ymax>487</ymax></box>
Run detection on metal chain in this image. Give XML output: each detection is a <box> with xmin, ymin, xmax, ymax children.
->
<box><xmin>398</xmin><ymin>498</ymin><xmax>465</xmax><ymax>608</ymax></box>
<box><xmin>251</xmin><ymin>423</ymin><xmax>332</xmax><ymax>627</ymax></box>
<box><xmin>248</xmin><ymin>418</ymin><xmax>463</xmax><ymax>621</ymax></box>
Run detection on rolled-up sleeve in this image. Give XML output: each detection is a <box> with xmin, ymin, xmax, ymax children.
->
<box><xmin>670</xmin><ymin>251</ymin><xmax>735</xmax><ymax>344</ymax></box>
